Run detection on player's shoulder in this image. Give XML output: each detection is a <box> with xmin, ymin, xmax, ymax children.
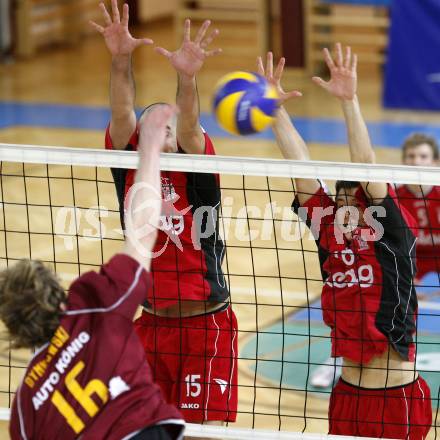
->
<box><xmin>105</xmin><ymin>123</ymin><xmax>139</xmax><ymax>151</ymax></box>
<box><xmin>395</xmin><ymin>184</ymin><xmax>409</xmax><ymax>196</ymax></box>
<box><xmin>19</xmin><ymin>342</ymin><xmax>51</xmax><ymax>392</ymax></box>
<box><xmin>201</xmin><ymin>128</ymin><xmax>216</xmax><ymax>156</ymax></box>
<box><xmin>66</xmin><ymin>271</ymin><xmax>100</xmax><ymax>311</ymax></box>
<box><xmin>66</xmin><ymin>254</ymin><xmax>149</xmax><ymax>314</ymax></box>
<box><xmin>76</xmin><ymin>254</ymin><xmax>139</xmax><ymax>284</ymax></box>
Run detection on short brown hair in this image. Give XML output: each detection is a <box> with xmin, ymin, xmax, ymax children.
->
<box><xmin>335</xmin><ymin>180</ymin><xmax>361</xmax><ymax>196</ymax></box>
<box><xmin>0</xmin><ymin>260</ymin><xmax>66</xmax><ymax>349</ymax></box>
<box><xmin>402</xmin><ymin>133</ymin><xmax>439</xmax><ymax>161</ymax></box>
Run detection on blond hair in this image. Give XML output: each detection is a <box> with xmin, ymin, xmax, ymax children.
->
<box><xmin>0</xmin><ymin>260</ymin><xmax>66</xmax><ymax>348</ymax></box>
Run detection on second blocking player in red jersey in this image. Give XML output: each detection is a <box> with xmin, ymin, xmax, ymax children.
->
<box><xmin>397</xmin><ymin>134</ymin><xmax>440</xmax><ymax>285</ymax></box>
<box><xmin>262</xmin><ymin>45</ymin><xmax>432</xmax><ymax>439</ymax></box>
<box><xmin>1</xmin><ymin>106</ymin><xmax>185</xmax><ymax>439</ymax></box>
<box><xmin>91</xmin><ymin>1</ymin><xmax>238</xmax><ymax>428</ymax></box>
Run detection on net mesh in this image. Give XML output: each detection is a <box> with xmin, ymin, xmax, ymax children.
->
<box><xmin>0</xmin><ymin>143</ymin><xmax>439</xmax><ymax>438</ymax></box>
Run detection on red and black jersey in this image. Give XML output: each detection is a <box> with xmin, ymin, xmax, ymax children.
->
<box><xmin>105</xmin><ymin>127</ymin><xmax>229</xmax><ymax>309</ymax></box>
<box><xmin>293</xmin><ymin>184</ymin><xmax>418</xmax><ymax>364</ymax></box>
<box><xmin>9</xmin><ymin>254</ymin><xmax>184</xmax><ymax>440</ymax></box>
<box><xmin>396</xmin><ymin>185</ymin><xmax>440</xmax><ymax>278</ymax></box>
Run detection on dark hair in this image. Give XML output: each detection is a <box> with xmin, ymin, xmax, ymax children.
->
<box><xmin>335</xmin><ymin>180</ymin><xmax>361</xmax><ymax>196</ymax></box>
<box><xmin>402</xmin><ymin>133</ymin><xmax>439</xmax><ymax>161</ymax></box>
<box><xmin>0</xmin><ymin>260</ymin><xmax>66</xmax><ymax>349</ymax></box>
<box><xmin>138</xmin><ymin>102</ymin><xmax>169</xmax><ymax>120</ymax></box>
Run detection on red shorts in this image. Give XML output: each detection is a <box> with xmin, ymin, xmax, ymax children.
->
<box><xmin>329</xmin><ymin>377</ymin><xmax>432</xmax><ymax>439</ymax></box>
<box><xmin>134</xmin><ymin>305</ymin><xmax>238</xmax><ymax>423</ymax></box>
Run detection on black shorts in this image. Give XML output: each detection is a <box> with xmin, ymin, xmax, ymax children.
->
<box><xmin>131</xmin><ymin>424</ymin><xmax>184</xmax><ymax>440</ymax></box>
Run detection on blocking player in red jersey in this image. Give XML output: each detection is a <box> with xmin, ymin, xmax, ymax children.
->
<box><xmin>91</xmin><ymin>1</ymin><xmax>237</xmax><ymax>429</ymax></box>
<box><xmin>260</xmin><ymin>45</ymin><xmax>432</xmax><ymax>438</ymax></box>
<box><xmin>1</xmin><ymin>106</ymin><xmax>185</xmax><ymax>439</ymax></box>
<box><xmin>396</xmin><ymin>134</ymin><xmax>440</xmax><ymax>291</ymax></box>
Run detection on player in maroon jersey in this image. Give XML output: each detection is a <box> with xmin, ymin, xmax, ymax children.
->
<box><xmin>397</xmin><ymin>133</ymin><xmax>440</xmax><ymax>293</ymax></box>
<box><xmin>260</xmin><ymin>45</ymin><xmax>432</xmax><ymax>438</ymax></box>
<box><xmin>0</xmin><ymin>106</ymin><xmax>185</xmax><ymax>439</ymax></box>
<box><xmin>91</xmin><ymin>1</ymin><xmax>237</xmax><ymax>428</ymax></box>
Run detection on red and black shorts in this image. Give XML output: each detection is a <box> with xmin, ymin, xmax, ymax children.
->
<box><xmin>134</xmin><ymin>304</ymin><xmax>238</xmax><ymax>423</ymax></box>
<box><xmin>329</xmin><ymin>377</ymin><xmax>432</xmax><ymax>439</ymax></box>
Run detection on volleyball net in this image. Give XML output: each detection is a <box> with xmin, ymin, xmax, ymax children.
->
<box><xmin>0</xmin><ymin>143</ymin><xmax>439</xmax><ymax>439</ymax></box>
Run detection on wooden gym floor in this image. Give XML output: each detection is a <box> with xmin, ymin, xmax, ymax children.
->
<box><xmin>0</xmin><ymin>18</ymin><xmax>440</xmax><ymax>439</ymax></box>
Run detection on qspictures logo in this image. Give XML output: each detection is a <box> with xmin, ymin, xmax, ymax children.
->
<box><xmin>55</xmin><ymin>186</ymin><xmax>388</xmax><ymax>258</ymax></box>
<box><xmin>124</xmin><ymin>181</ymin><xmax>192</xmax><ymax>259</ymax></box>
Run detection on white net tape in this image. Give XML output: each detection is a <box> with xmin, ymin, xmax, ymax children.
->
<box><xmin>1</xmin><ymin>142</ymin><xmax>439</xmax><ymax>185</ymax></box>
<box><xmin>184</xmin><ymin>423</ymin><xmax>382</xmax><ymax>440</ymax></box>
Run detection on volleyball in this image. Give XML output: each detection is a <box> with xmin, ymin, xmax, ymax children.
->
<box><xmin>213</xmin><ymin>71</ymin><xmax>279</xmax><ymax>135</ymax></box>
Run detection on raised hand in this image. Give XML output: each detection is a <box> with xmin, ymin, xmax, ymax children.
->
<box><xmin>139</xmin><ymin>105</ymin><xmax>178</xmax><ymax>154</ymax></box>
<box><xmin>257</xmin><ymin>52</ymin><xmax>302</xmax><ymax>104</ymax></box>
<box><xmin>312</xmin><ymin>43</ymin><xmax>357</xmax><ymax>100</ymax></box>
<box><xmin>127</xmin><ymin>104</ymin><xmax>178</xmax><ymax>249</ymax></box>
<box><xmin>90</xmin><ymin>0</ymin><xmax>153</xmax><ymax>56</ymax></box>
<box><xmin>155</xmin><ymin>19</ymin><xmax>222</xmax><ymax>78</ymax></box>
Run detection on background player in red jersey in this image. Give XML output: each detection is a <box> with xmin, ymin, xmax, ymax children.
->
<box><xmin>262</xmin><ymin>45</ymin><xmax>432</xmax><ymax>439</ymax></box>
<box><xmin>0</xmin><ymin>106</ymin><xmax>185</xmax><ymax>440</ymax></box>
<box><xmin>91</xmin><ymin>1</ymin><xmax>237</xmax><ymax>429</ymax></box>
<box><xmin>397</xmin><ymin>133</ymin><xmax>440</xmax><ymax>297</ymax></box>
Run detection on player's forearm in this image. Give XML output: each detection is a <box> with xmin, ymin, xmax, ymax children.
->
<box><xmin>176</xmin><ymin>74</ymin><xmax>199</xmax><ymax>129</ymax></box>
<box><xmin>341</xmin><ymin>95</ymin><xmax>375</xmax><ymax>164</ymax></box>
<box><xmin>134</xmin><ymin>152</ymin><xmax>158</xmax><ymax>187</ymax></box>
<box><xmin>109</xmin><ymin>55</ymin><xmax>137</xmax><ymax>149</ymax></box>
<box><xmin>123</xmin><ymin>130</ymin><xmax>161</xmax><ymax>270</ymax></box>
<box><xmin>273</xmin><ymin>107</ymin><xmax>320</xmax><ymax>203</ymax></box>
<box><xmin>134</xmin><ymin>128</ymin><xmax>162</xmax><ymax>204</ymax></box>
<box><xmin>111</xmin><ymin>55</ymin><xmax>136</xmax><ymax>116</ymax></box>
<box><xmin>342</xmin><ymin>96</ymin><xmax>387</xmax><ymax>202</ymax></box>
<box><xmin>176</xmin><ymin>74</ymin><xmax>204</xmax><ymax>151</ymax></box>
<box><xmin>273</xmin><ymin>106</ymin><xmax>310</xmax><ymax>161</ymax></box>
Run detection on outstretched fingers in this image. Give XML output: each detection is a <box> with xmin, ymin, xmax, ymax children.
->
<box><xmin>266</xmin><ymin>51</ymin><xmax>274</xmax><ymax>79</ymax></box>
<box><xmin>335</xmin><ymin>42</ymin><xmax>343</xmax><ymax>67</ymax></box>
<box><xmin>323</xmin><ymin>48</ymin><xmax>335</xmax><ymax>71</ymax></box>
<box><xmin>183</xmin><ymin>18</ymin><xmax>191</xmax><ymax>42</ymax></box>
<box><xmin>274</xmin><ymin>57</ymin><xmax>286</xmax><ymax>81</ymax></box>
<box><xmin>286</xmin><ymin>90</ymin><xmax>303</xmax><ymax>99</ymax></box>
<box><xmin>312</xmin><ymin>76</ymin><xmax>329</xmax><ymax>91</ymax></box>
<box><xmin>99</xmin><ymin>2</ymin><xmax>112</xmax><ymax>26</ymax></box>
<box><xmin>121</xmin><ymin>3</ymin><xmax>129</xmax><ymax>28</ymax></box>
<box><xmin>135</xmin><ymin>38</ymin><xmax>154</xmax><ymax>48</ymax></box>
<box><xmin>205</xmin><ymin>48</ymin><xmax>222</xmax><ymax>57</ymax></box>
<box><xmin>201</xmin><ymin>28</ymin><xmax>219</xmax><ymax>49</ymax></box>
<box><xmin>344</xmin><ymin>46</ymin><xmax>352</xmax><ymax>69</ymax></box>
<box><xmin>194</xmin><ymin>20</ymin><xmax>211</xmax><ymax>44</ymax></box>
<box><xmin>89</xmin><ymin>20</ymin><xmax>104</xmax><ymax>34</ymax></box>
<box><xmin>351</xmin><ymin>53</ymin><xmax>358</xmax><ymax>73</ymax></box>
<box><xmin>155</xmin><ymin>46</ymin><xmax>172</xmax><ymax>58</ymax></box>
<box><xmin>257</xmin><ymin>56</ymin><xmax>265</xmax><ymax>76</ymax></box>
<box><xmin>111</xmin><ymin>0</ymin><xmax>120</xmax><ymax>24</ymax></box>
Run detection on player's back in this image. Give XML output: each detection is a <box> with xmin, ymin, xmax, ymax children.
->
<box><xmin>9</xmin><ymin>254</ymin><xmax>183</xmax><ymax>440</ymax></box>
